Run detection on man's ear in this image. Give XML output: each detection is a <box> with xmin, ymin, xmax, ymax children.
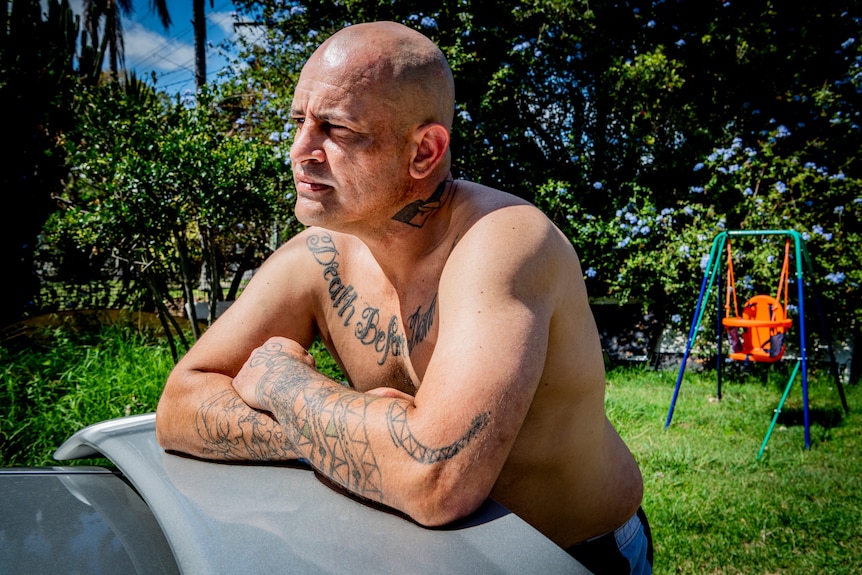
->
<box><xmin>408</xmin><ymin>123</ymin><xmax>450</xmax><ymax>179</ymax></box>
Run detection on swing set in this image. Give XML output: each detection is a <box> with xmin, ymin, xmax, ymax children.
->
<box><xmin>664</xmin><ymin>230</ymin><xmax>849</xmax><ymax>459</ymax></box>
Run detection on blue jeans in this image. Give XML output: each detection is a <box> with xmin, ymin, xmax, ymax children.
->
<box><xmin>566</xmin><ymin>507</ymin><xmax>653</xmax><ymax>574</ymax></box>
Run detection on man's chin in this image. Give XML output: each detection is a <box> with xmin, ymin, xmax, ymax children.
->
<box><xmin>295</xmin><ymin>201</ymin><xmax>335</xmax><ymax>228</ymax></box>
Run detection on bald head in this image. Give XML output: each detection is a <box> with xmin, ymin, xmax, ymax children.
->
<box><xmin>307</xmin><ymin>21</ymin><xmax>455</xmax><ymax>131</ymax></box>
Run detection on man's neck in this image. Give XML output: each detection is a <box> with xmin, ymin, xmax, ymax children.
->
<box><xmin>360</xmin><ymin>176</ymin><xmax>457</xmax><ymax>291</ymax></box>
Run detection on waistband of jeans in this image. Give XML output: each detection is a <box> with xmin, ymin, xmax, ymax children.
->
<box><xmin>579</xmin><ymin>510</ymin><xmax>641</xmax><ymax>547</ymax></box>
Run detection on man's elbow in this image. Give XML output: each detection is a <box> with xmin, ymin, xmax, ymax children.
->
<box><xmin>404</xmin><ymin>475</ymin><xmax>491</xmax><ymax>527</ymax></box>
<box><xmin>153</xmin><ymin>393</ymin><xmax>177</xmax><ymax>450</ymax></box>
<box><xmin>153</xmin><ymin>372</ymin><xmax>187</xmax><ymax>451</ymax></box>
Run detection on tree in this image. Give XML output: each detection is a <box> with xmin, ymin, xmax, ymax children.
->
<box><xmin>82</xmin><ymin>0</ymin><xmax>171</xmax><ymax>80</ymax></box>
<box><xmin>0</xmin><ymin>0</ymin><xmax>80</xmax><ymax>326</ymax></box>
<box><xmin>52</xmin><ymin>80</ymin><xmax>293</xmax><ymax>355</ymax></box>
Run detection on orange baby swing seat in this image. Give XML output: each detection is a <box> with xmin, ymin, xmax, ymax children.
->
<box><xmin>721</xmin><ymin>239</ymin><xmax>793</xmax><ymax>363</ymax></box>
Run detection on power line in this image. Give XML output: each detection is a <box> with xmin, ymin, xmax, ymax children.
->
<box><xmin>123</xmin><ymin>0</ymin><xmax>237</xmax><ymax>90</ymax></box>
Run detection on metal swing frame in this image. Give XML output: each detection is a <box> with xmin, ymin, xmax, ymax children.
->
<box><xmin>663</xmin><ymin>229</ymin><xmax>849</xmax><ymax>458</ymax></box>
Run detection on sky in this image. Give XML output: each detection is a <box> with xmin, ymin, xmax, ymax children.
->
<box><xmin>65</xmin><ymin>0</ymin><xmax>253</xmax><ymax>95</ymax></box>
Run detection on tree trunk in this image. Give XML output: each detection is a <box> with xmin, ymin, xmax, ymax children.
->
<box><xmin>193</xmin><ymin>0</ymin><xmax>206</xmax><ymax>88</ymax></box>
<box><xmin>199</xmin><ymin>225</ymin><xmax>223</xmax><ymax>323</ymax></box>
<box><xmin>226</xmin><ymin>243</ymin><xmax>256</xmax><ymax>301</ymax></box>
<box><xmin>174</xmin><ymin>229</ymin><xmax>201</xmax><ymax>340</ymax></box>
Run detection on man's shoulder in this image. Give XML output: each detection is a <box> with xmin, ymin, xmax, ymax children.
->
<box><xmin>453</xmin><ymin>182</ymin><xmax>568</xmax><ymax>253</ymax></box>
<box><xmin>455</xmin><ymin>180</ymin><xmax>531</xmax><ymax>209</ymax></box>
<box><xmin>445</xmin><ymin>184</ymin><xmax>576</xmax><ymax>288</ymax></box>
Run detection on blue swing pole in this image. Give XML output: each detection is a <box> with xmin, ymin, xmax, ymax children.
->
<box><xmin>716</xmin><ymin>259</ymin><xmax>724</xmax><ymax>400</ymax></box>
<box><xmin>791</xmin><ymin>231</ymin><xmax>812</xmax><ymax>449</ymax></box>
<box><xmin>665</xmin><ymin>233</ymin><xmax>727</xmax><ymax>429</ymax></box>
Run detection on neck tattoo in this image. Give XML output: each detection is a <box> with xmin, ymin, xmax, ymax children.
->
<box><xmin>390</xmin><ymin>178</ymin><xmax>454</xmax><ymax>228</ymax></box>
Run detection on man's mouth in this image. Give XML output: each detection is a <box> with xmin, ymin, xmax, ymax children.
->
<box><xmin>294</xmin><ymin>174</ymin><xmax>333</xmax><ymax>194</ymax></box>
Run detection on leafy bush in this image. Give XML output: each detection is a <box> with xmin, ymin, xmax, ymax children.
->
<box><xmin>1</xmin><ymin>323</ymin><xmax>174</xmax><ymax>466</ymax></box>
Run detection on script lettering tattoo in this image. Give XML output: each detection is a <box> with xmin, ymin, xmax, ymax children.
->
<box><xmin>195</xmin><ymin>389</ymin><xmax>294</xmax><ymax>461</ymax></box>
<box><xmin>391</xmin><ymin>178</ymin><xmax>453</xmax><ymax>228</ymax></box>
<box><xmin>307</xmin><ymin>234</ymin><xmax>358</xmax><ymax>326</ymax></box>
<box><xmin>307</xmin><ymin>233</ymin><xmax>405</xmax><ymax>365</ymax></box>
<box><xmin>355</xmin><ymin>309</ymin><xmax>405</xmax><ymax>365</ymax></box>
<box><xmin>406</xmin><ymin>294</ymin><xmax>437</xmax><ymax>350</ymax></box>
<box><xmin>387</xmin><ymin>402</ymin><xmax>490</xmax><ymax>464</ymax></box>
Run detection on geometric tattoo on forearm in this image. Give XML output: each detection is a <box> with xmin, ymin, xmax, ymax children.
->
<box><xmin>208</xmin><ymin>342</ymin><xmax>490</xmax><ymax>502</ymax></box>
<box><xmin>387</xmin><ymin>402</ymin><xmax>490</xmax><ymax>464</ymax></box>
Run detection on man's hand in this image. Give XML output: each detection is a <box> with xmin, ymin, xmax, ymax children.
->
<box><xmin>232</xmin><ymin>337</ymin><xmax>317</xmax><ymax>412</ymax></box>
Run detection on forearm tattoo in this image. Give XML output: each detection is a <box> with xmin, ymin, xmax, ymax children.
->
<box><xmin>387</xmin><ymin>402</ymin><xmax>489</xmax><ymax>464</ymax></box>
<box><xmin>195</xmin><ymin>389</ymin><xmax>294</xmax><ymax>461</ymax></box>
<box><xmin>245</xmin><ymin>342</ymin><xmax>491</xmax><ymax>502</ymax></box>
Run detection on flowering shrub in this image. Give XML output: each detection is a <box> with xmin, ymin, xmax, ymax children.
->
<box><xmin>537</xmin><ymin>121</ymin><xmax>861</xmax><ymax>338</ymax></box>
<box><xmin>682</xmin><ymin>125</ymin><xmax>860</xmax><ymax>332</ymax></box>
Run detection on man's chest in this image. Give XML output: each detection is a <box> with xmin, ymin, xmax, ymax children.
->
<box><xmin>318</xmin><ymin>287</ymin><xmax>439</xmax><ymax>395</ymax></box>
<box><xmin>304</xmin><ymin>236</ymin><xmax>441</xmax><ymax>393</ymax></box>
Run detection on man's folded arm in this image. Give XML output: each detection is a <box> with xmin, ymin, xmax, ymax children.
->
<box><xmin>155</xmin><ymin>235</ymin><xmax>319</xmax><ymax>462</ymax></box>
<box><xmin>231</xmin><ymin>336</ymin><xmax>520</xmax><ymax>527</ymax></box>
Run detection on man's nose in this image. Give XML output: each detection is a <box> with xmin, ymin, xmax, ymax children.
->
<box><xmin>290</xmin><ymin>124</ymin><xmax>326</xmax><ymax>164</ymax></box>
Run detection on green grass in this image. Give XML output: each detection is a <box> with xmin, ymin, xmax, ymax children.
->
<box><xmin>607</xmin><ymin>364</ymin><xmax>862</xmax><ymax>574</ymax></box>
<box><xmin>1</xmin><ymin>324</ymin><xmax>175</xmax><ymax>466</ymax></box>
<box><xmin>2</xmin><ymin>324</ymin><xmax>860</xmax><ymax>573</ymax></box>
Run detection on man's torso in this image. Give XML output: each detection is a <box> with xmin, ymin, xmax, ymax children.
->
<box><xmin>294</xmin><ymin>182</ymin><xmax>643</xmax><ymax>546</ymax></box>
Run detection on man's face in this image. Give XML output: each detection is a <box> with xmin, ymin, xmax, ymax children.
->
<box><xmin>289</xmin><ymin>47</ymin><xmax>413</xmax><ymax>233</ymax></box>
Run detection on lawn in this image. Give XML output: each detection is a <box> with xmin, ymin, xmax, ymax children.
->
<box><xmin>608</xmin><ymin>364</ymin><xmax>862</xmax><ymax>574</ymax></box>
<box><xmin>2</xmin><ymin>323</ymin><xmax>860</xmax><ymax>573</ymax></box>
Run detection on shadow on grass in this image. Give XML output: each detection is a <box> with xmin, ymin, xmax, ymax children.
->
<box><xmin>776</xmin><ymin>405</ymin><xmax>845</xmax><ymax>428</ymax></box>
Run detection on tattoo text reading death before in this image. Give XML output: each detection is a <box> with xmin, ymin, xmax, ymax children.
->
<box><xmin>307</xmin><ymin>233</ymin><xmax>405</xmax><ymax>365</ymax></box>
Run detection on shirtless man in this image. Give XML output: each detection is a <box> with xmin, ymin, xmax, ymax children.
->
<box><xmin>155</xmin><ymin>21</ymin><xmax>651</xmax><ymax>574</ymax></box>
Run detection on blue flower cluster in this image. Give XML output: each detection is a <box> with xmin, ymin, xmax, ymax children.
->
<box><xmin>406</xmin><ymin>14</ymin><xmax>438</xmax><ymax>29</ymax></box>
<box><xmin>268</xmin><ymin>122</ymin><xmax>294</xmax><ymax>143</ymax></box>
<box><xmin>811</xmin><ymin>225</ymin><xmax>834</xmax><ymax>241</ymax></box>
<box><xmin>614</xmin><ymin>204</ymin><xmax>677</xmax><ymax>248</ymax></box>
<box><xmin>825</xmin><ymin>271</ymin><xmax>846</xmax><ymax>284</ymax></box>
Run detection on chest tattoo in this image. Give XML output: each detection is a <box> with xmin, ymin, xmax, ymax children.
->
<box><xmin>307</xmin><ymin>233</ymin><xmax>406</xmax><ymax>365</ymax></box>
<box><xmin>406</xmin><ymin>294</ymin><xmax>437</xmax><ymax>350</ymax></box>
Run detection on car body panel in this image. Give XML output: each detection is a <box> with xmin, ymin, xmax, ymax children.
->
<box><xmin>0</xmin><ymin>467</ymin><xmax>180</xmax><ymax>574</ymax></box>
<box><xmin>40</xmin><ymin>413</ymin><xmax>587</xmax><ymax>574</ymax></box>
